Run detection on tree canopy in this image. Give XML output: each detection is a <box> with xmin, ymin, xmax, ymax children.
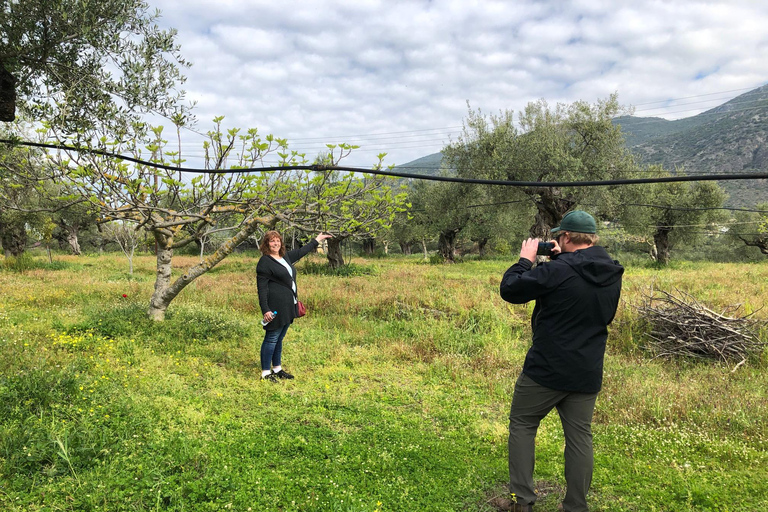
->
<box><xmin>616</xmin><ymin>166</ymin><xmax>727</xmax><ymax>264</ymax></box>
<box><xmin>443</xmin><ymin>95</ymin><xmax>637</xmax><ymax>237</ymax></box>
<box><xmin>0</xmin><ymin>0</ymin><xmax>188</xmax><ymax>134</ymax></box>
<box><xmin>727</xmin><ymin>201</ymin><xmax>768</xmax><ymax>256</ymax></box>
<box><xmin>36</xmin><ymin>117</ymin><xmax>405</xmax><ymax>319</ymax></box>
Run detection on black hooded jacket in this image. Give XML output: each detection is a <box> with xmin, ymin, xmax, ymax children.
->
<box><xmin>500</xmin><ymin>245</ymin><xmax>624</xmax><ymax>393</ymax></box>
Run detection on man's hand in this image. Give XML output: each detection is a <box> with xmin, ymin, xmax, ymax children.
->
<box><xmin>550</xmin><ymin>238</ymin><xmax>562</xmax><ymax>256</ymax></box>
<box><xmin>519</xmin><ymin>238</ymin><xmax>539</xmax><ymax>263</ymax></box>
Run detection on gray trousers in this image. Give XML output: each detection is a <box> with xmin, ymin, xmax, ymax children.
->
<box><xmin>508</xmin><ymin>373</ymin><xmax>598</xmax><ymax>512</ymax></box>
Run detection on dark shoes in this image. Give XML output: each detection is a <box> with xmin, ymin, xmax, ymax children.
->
<box><xmin>261</xmin><ymin>369</ymin><xmax>294</xmax><ymax>381</ymax></box>
<box><xmin>489</xmin><ymin>495</ymin><xmax>533</xmax><ymax>512</ymax></box>
<box><xmin>261</xmin><ymin>372</ymin><xmax>279</xmax><ymax>382</ymax></box>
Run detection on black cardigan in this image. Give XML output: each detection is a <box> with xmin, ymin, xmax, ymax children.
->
<box><xmin>256</xmin><ymin>239</ymin><xmax>319</xmax><ymax>330</ymax></box>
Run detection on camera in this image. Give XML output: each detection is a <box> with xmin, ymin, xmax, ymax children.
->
<box><xmin>536</xmin><ymin>241</ymin><xmax>555</xmax><ymax>256</ymax></box>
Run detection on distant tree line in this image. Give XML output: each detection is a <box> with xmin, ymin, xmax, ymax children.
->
<box><xmin>2</xmin><ymin>1</ymin><xmax>767</xmax><ymax>324</ymax></box>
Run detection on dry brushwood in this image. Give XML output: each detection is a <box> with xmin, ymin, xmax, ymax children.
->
<box><xmin>635</xmin><ymin>287</ymin><xmax>767</xmax><ymax>368</ymax></box>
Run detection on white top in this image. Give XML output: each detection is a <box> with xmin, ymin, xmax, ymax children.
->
<box><xmin>275</xmin><ymin>257</ymin><xmax>297</xmax><ymax>302</ymax></box>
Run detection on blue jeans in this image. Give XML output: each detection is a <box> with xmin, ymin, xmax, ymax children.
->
<box><xmin>260</xmin><ymin>324</ymin><xmax>291</xmax><ymax>371</ymax></box>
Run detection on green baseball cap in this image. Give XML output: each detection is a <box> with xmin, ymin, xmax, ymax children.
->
<box><xmin>550</xmin><ymin>210</ymin><xmax>597</xmax><ymax>235</ymax></box>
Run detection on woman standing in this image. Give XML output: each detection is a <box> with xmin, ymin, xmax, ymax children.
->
<box><xmin>256</xmin><ymin>230</ymin><xmax>332</xmax><ymax>381</ymax></box>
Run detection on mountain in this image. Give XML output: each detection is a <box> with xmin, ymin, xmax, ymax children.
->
<box><xmin>615</xmin><ymin>84</ymin><xmax>768</xmax><ymax>206</ymax></box>
<box><xmin>394</xmin><ymin>152</ymin><xmax>444</xmax><ymax>176</ymax></box>
<box><xmin>397</xmin><ymin>85</ymin><xmax>768</xmax><ymax>207</ymax></box>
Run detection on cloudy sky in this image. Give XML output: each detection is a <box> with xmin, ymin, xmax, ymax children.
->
<box><xmin>150</xmin><ymin>0</ymin><xmax>768</xmax><ymax>168</ymax></box>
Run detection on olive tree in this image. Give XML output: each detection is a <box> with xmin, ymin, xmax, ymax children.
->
<box><xmin>0</xmin><ymin>124</ymin><xmax>53</xmax><ymax>256</ymax></box>
<box><xmin>0</xmin><ymin>0</ymin><xmax>188</xmax><ymax>132</ymax></box>
<box><xmin>2</xmin><ymin>0</ymin><xmax>188</xmax><ymax>261</ymax></box>
<box><xmin>616</xmin><ymin>167</ymin><xmax>727</xmax><ymax>264</ymax></box>
<box><xmin>443</xmin><ymin>95</ymin><xmax>637</xmax><ymax>237</ymax></box>
<box><xmin>727</xmin><ymin>202</ymin><xmax>768</xmax><ymax>256</ymax></box>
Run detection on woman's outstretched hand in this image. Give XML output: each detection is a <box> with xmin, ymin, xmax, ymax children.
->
<box><xmin>315</xmin><ymin>233</ymin><xmax>333</xmax><ymax>242</ymax></box>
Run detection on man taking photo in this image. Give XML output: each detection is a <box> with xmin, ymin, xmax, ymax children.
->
<box><xmin>498</xmin><ymin>210</ymin><xmax>624</xmax><ymax>512</ymax></box>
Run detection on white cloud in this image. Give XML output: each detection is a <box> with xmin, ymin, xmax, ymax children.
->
<box><xmin>150</xmin><ymin>0</ymin><xmax>768</xmax><ymax>167</ymax></box>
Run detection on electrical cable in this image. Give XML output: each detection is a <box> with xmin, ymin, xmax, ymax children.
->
<box><xmin>4</xmin><ymin>138</ymin><xmax>768</xmax><ymax>188</ymax></box>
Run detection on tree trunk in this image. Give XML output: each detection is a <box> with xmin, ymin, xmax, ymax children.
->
<box><xmin>438</xmin><ymin>229</ymin><xmax>459</xmax><ymax>263</ymax></box>
<box><xmin>66</xmin><ymin>229</ymin><xmax>81</xmax><ymax>255</ymax></box>
<box><xmin>475</xmin><ymin>238</ymin><xmax>488</xmax><ymax>257</ymax></box>
<box><xmin>382</xmin><ymin>240</ymin><xmax>389</xmax><ymax>255</ymax></box>
<box><xmin>421</xmin><ymin>239</ymin><xmax>428</xmax><ymax>260</ymax></box>
<box><xmin>361</xmin><ymin>237</ymin><xmax>375</xmax><ymax>256</ymax></box>
<box><xmin>653</xmin><ymin>228</ymin><xmax>672</xmax><ymax>265</ymax></box>
<box><xmin>530</xmin><ymin>188</ymin><xmax>575</xmax><ymax>238</ymax></box>
<box><xmin>95</xmin><ymin>223</ymin><xmax>107</xmax><ymax>255</ymax></box>
<box><xmin>58</xmin><ymin>219</ymin><xmax>82</xmax><ymax>255</ymax></box>
<box><xmin>148</xmin><ymin>231</ymin><xmax>175</xmax><ymax>321</ymax></box>
<box><xmin>326</xmin><ymin>238</ymin><xmax>344</xmax><ymax>269</ymax></box>
<box><xmin>737</xmin><ymin>236</ymin><xmax>768</xmax><ymax>255</ymax></box>
<box><xmin>147</xmin><ymin>214</ymin><xmax>276</xmax><ymax>321</ymax></box>
<box><xmin>128</xmin><ymin>245</ymin><xmax>135</xmax><ymax>274</ymax></box>
<box><xmin>649</xmin><ymin>242</ymin><xmax>658</xmax><ymax>261</ymax></box>
<box><xmin>399</xmin><ymin>241</ymin><xmax>413</xmax><ymax>255</ymax></box>
<box><xmin>0</xmin><ymin>64</ymin><xmax>16</xmax><ymax>122</ymax></box>
<box><xmin>0</xmin><ymin>219</ymin><xmax>27</xmax><ymax>257</ymax></box>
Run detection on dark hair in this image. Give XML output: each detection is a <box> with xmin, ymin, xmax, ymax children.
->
<box><xmin>259</xmin><ymin>230</ymin><xmax>285</xmax><ymax>257</ymax></box>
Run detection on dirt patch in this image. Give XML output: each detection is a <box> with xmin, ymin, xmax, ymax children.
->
<box><xmin>481</xmin><ymin>480</ymin><xmax>564</xmax><ymax>511</ymax></box>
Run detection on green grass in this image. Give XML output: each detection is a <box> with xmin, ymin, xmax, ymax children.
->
<box><xmin>1</xmin><ymin>251</ymin><xmax>767</xmax><ymax>511</ymax></box>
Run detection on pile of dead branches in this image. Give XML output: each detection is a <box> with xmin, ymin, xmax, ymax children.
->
<box><xmin>636</xmin><ymin>288</ymin><xmax>767</xmax><ymax>369</ymax></box>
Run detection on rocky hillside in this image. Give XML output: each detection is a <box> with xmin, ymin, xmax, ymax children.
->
<box><xmin>616</xmin><ymin>85</ymin><xmax>768</xmax><ymax>207</ymax></box>
<box><xmin>397</xmin><ymin>85</ymin><xmax>768</xmax><ymax>207</ymax></box>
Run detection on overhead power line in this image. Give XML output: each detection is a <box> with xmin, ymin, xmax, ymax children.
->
<box><xmin>4</xmin><ymin>138</ymin><xmax>768</xmax><ymax>188</ymax></box>
<box><xmin>139</xmin><ymin>84</ymin><xmax>766</xmax><ymax>165</ymax></box>
<box><xmin>629</xmin><ymin>86</ymin><xmax>762</xmax><ymax>107</ymax></box>
<box><xmin>631</xmin><ymin>86</ymin><xmax>768</xmax><ymax>113</ymax></box>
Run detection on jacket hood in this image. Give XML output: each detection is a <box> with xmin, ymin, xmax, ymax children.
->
<box><xmin>559</xmin><ymin>246</ymin><xmax>624</xmax><ymax>287</ymax></box>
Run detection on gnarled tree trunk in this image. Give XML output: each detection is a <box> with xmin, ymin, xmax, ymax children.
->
<box><xmin>57</xmin><ymin>219</ymin><xmax>83</xmax><ymax>255</ymax></box>
<box><xmin>361</xmin><ymin>237</ymin><xmax>375</xmax><ymax>256</ymax></box>
<box><xmin>66</xmin><ymin>228</ymin><xmax>81</xmax><ymax>255</ymax></box>
<box><xmin>653</xmin><ymin>227</ymin><xmax>672</xmax><ymax>265</ymax></box>
<box><xmin>438</xmin><ymin>228</ymin><xmax>460</xmax><ymax>263</ymax></box>
<box><xmin>0</xmin><ymin>218</ymin><xmax>26</xmax><ymax>257</ymax></box>
<box><xmin>474</xmin><ymin>238</ymin><xmax>488</xmax><ymax>257</ymax></box>
<box><xmin>326</xmin><ymin>237</ymin><xmax>344</xmax><ymax>269</ymax></box>
<box><xmin>530</xmin><ymin>188</ymin><xmax>575</xmax><ymax>239</ymax></box>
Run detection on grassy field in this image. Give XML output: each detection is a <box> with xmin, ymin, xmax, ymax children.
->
<box><xmin>1</xmin><ymin>251</ymin><xmax>767</xmax><ymax>511</ymax></box>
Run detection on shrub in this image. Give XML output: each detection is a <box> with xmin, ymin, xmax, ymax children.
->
<box><xmin>54</xmin><ymin>302</ymin><xmax>252</xmax><ymax>352</ymax></box>
<box><xmin>1</xmin><ymin>253</ymin><xmax>78</xmax><ymax>272</ymax></box>
<box><xmin>300</xmin><ymin>261</ymin><xmax>378</xmax><ymax>277</ymax></box>
<box><xmin>1</xmin><ymin>252</ymin><xmax>38</xmax><ymax>272</ymax></box>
